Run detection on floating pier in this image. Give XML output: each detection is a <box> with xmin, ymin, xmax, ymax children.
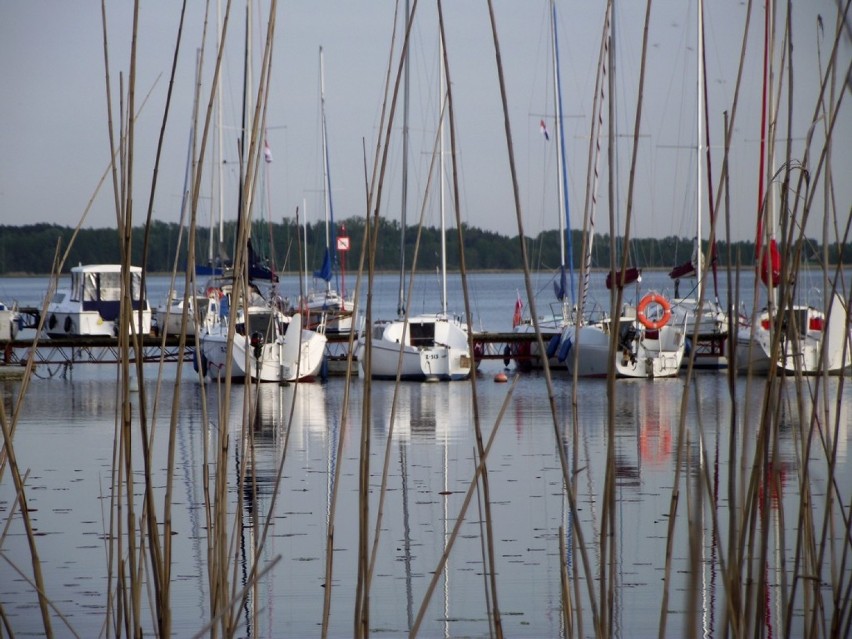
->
<box><xmin>0</xmin><ymin>330</ymin><xmax>553</xmax><ymax>379</ymax></box>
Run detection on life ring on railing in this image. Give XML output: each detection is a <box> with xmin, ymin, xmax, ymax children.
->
<box><xmin>636</xmin><ymin>293</ymin><xmax>672</xmax><ymax>330</ymax></box>
<box><xmin>206</xmin><ymin>287</ymin><xmax>223</xmax><ymax>299</ymax></box>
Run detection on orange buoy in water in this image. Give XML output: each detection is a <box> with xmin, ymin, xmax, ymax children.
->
<box><xmin>494</xmin><ymin>372</ymin><xmax>508</xmax><ymax>383</ymax></box>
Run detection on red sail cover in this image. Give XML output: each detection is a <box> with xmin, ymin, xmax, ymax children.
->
<box><xmin>668</xmin><ymin>260</ymin><xmax>695</xmax><ymax>280</ymax></box>
<box><xmin>606</xmin><ymin>267</ymin><xmax>641</xmax><ymax>290</ymax></box>
<box><xmin>759</xmin><ymin>238</ymin><xmax>781</xmax><ymax>287</ymax></box>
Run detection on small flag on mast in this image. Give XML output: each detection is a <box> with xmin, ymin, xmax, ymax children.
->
<box><xmin>264</xmin><ymin>139</ymin><xmax>273</xmax><ymax>163</ymax></box>
<box><xmin>539</xmin><ymin>119</ymin><xmax>550</xmax><ymax>141</ymax></box>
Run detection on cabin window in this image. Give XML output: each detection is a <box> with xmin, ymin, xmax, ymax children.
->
<box><xmin>245</xmin><ymin>311</ymin><xmax>275</xmax><ymax>342</ymax></box>
<box><xmin>409</xmin><ymin>322</ymin><xmax>435</xmax><ymax>347</ymax></box>
<box><xmin>97</xmin><ymin>272</ymin><xmax>122</xmax><ymax>302</ymax></box>
<box><xmin>130</xmin><ymin>271</ymin><xmax>144</xmax><ymax>301</ymax></box>
<box><xmin>70</xmin><ymin>271</ymin><xmax>83</xmax><ymax>302</ymax></box>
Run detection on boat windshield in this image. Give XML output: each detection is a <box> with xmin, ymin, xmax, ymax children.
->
<box><xmin>70</xmin><ymin>269</ymin><xmax>145</xmax><ymax>303</ymax></box>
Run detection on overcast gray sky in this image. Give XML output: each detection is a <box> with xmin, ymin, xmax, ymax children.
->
<box><xmin>1</xmin><ymin>1</ymin><xmax>849</xmax><ymax>246</ymax></box>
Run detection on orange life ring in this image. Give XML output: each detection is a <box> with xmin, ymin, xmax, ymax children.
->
<box><xmin>636</xmin><ymin>293</ymin><xmax>672</xmax><ymax>330</ymax></box>
<box><xmin>206</xmin><ymin>287</ymin><xmax>222</xmax><ymax>299</ymax></box>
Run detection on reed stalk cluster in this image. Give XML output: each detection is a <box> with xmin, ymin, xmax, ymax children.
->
<box><xmin>1</xmin><ymin>0</ymin><xmax>850</xmax><ymax>637</ymax></box>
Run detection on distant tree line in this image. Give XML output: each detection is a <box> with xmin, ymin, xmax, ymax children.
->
<box><xmin>1</xmin><ymin>220</ymin><xmax>849</xmax><ymax>276</ymax></box>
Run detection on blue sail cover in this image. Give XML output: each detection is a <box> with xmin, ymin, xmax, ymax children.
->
<box><xmin>314</xmin><ymin>248</ymin><xmax>333</xmax><ymax>282</ymax></box>
<box><xmin>553</xmin><ymin>265</ymin><xmax>568</xmax><ymax>301</ymax></box>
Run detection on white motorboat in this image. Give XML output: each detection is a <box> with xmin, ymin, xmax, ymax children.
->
<box><xmin>0</xmin><ymin>299</ymin><xmax>20</xmax><ymax>342</ymax></box>
<box><xmin>154</xmin><ymin>290</ymin><xmax>213</xmax><ymax>337</ymax></box>
<box><xmin>45</xmin><ymin>264</ymin><xmax>152</xmax><ymax>338</ymax></box>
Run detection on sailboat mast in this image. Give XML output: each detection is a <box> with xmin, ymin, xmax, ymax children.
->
<box><xmin>551</xmin><ymin>0</ymin><xmax>574</xmax><ymax>308</ymax></box>
<box><xmin>695</xmin><ymin>0</ymin><xmax>704</xmax><ymax>301</ymax></box>
<box><xmin>439</xmin><ymin>29</ymin><xmax>448</xmax><ymax>318</ymax></box>
<box><xmin>552</xmin><ymin>1</ymin><xmax>566</xmax><ymax>278</ymax></box>
<box><xmin>235</xmin><ymin>0</ymin><xmax>252</xmax><ymax>268</ymax></box>
<box><xmin>215</xmin><ymin>0</ymin><xmax>225</xmax><ymax>264</ymax></box>
<box><xmin>320</xmin><ymin>46</ymin><xmax>333</xmax><ymax>293</ymax></box>
<box><xmin>579</xmin><ymin>2</ymin><xmax>611</xmax><ymax>316</ymax></box>
<box><xmin>398</xmin><ymin>0</ymin><xmax>411</xmax><ymax>317</ymax></box>
<box><xmin>303</xmin><ymin>198</ymin><xmax>309</xmax><ymax>293</ymax></box>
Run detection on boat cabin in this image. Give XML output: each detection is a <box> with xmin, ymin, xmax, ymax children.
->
<box><xmin>67</xmin><ymin>265</ymin><xmax>147</xmax><ymax>323</ymax></box>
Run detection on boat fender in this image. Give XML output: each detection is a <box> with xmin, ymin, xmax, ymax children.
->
<box><xmin>64</xmin><ymin>316</ymin><xmax>73</xmax><ymax>333</ymax></box>
<box><xmin>193</xmin><ymin>349</ymin><xmax>208</xmax><ymax>377</ymax></box>
<box><xmin>546</xmin><ymin>334</ymin><xmax>560</xmax><ymax>359</ymax></box>
<box><xmin>557</xmin><ymin>337</ymin><xmax>573</xmax><ymax>363</ymax></box>
<box><xmin>636</xmin><ymin>293</ymin><xmax>672</xmax><ymax>330</ymax></box>
<box><xmin>502</xmin><ymin>345</ymin><xmax>511</xmax><ymax>367</ymax></box>
<box><xmin>320</xmin><ymin>356</ymin><xmax>329</xmax><ymax>382</ymax></box>
<box><xmin>48</xmin><ymin>314</ymin><xmax>57</xmax><ymax>330</ymax></box>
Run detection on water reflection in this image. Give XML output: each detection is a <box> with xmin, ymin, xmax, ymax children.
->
<box><xmin>2</xmin><ymin>370</ymin><xmax>851</xmax><ymax>637</ymax></box>
<box><xmin>368</xmin><ymin>380</ymin><xmax>474</xmax><ymax>444</ymax></box>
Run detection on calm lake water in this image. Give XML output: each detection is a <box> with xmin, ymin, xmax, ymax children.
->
<box><xmin>1</xmin><ymin>270</ymin><xmax>850</xmax><ymax>637</ymax></box>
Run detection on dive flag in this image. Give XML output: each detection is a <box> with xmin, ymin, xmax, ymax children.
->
<box><xmin>264</xmin><ymin>139</ymin><xmax>273</xmax><ymax>163</ymax></box>
<box><xmin>539</xmin><ymin>119</ymin><xmax>550</xmax><ymax>141</ymax></box>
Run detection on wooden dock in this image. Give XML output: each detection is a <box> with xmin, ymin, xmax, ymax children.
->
<box><xmin>1</xmin><ymin>330</ymin><xmax>554</xmax><ymax>377</ymax></box>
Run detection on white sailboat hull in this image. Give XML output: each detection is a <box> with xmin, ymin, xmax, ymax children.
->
<box><xmin>200</xmin><ymin>307</ymin><xmax>327</xmax><ymax>383</ymax></box>
<box><xmin>735</xmin><ymin>294</ymin><xmax>851</xmax><ymax>375</ymax></box>
<box><xmin>357</xmin><ymin>316</ymin><xmax>471</xmax><ymax>382</ymax></box>
<box><xmin>562</xmin><ymin>319</ymin><xmax>686</xmax><ymax>379</ymax></box>
<box><xmin>202</xmin><ymin>328</ymin><xmax>327</xmax><ymax>382</ymax></box>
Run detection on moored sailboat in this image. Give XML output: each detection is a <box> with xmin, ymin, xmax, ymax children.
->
<box><xmin>511</xmin><ymin>0</ymin><xmax>578</xmax><ymax>371</ymax></box>
<box><xmin>667</xmin><ymin>0</ymin><xmax>729</xmax><ymax>370</ymax></box>
<box><xmin>199</xmin><ymin>280</ymin><xmax>327</xmax><ymax>383</ymax></box>
<box><xmin>734</xmin><ymin>0</ymin><xmax>851</xmax><ymax>376</ymax></box>
<box><xmin>563</xmin><ymin>284</ymin><xmax>686</xmax><ymax>379</ymax></box>
<box><xmin>356</xmin><ymin>19</ymin><xmax>471</xmax><ymax>382</ymax></box>
<box><xmin>300</xmin><ymin>47</ymin><xmax>355</xmax><ymax>335</ymax></box>
<box><xmin>736</xmin><ymin>292</ymin><xmax>850</xmax><ymax>375</ymax></box>
<box><xmin>558</xmin><ymin>1</ymin><xmax>686</xmax><ymax>379</ymax></box>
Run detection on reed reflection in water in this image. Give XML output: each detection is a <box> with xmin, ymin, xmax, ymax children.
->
<box><xmin>1</xmin><ymin>365</ymin><xmax>850</xmax><ymax>637</ymax></box>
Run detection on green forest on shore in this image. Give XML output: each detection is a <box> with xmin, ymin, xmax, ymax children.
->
<box><xmin>1</xmin><ymin>219</ymin><xmax>848</xmax><ymax>276</ymax></box>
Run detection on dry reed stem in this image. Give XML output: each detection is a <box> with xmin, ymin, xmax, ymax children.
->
<box><xmin>438</xmin><ymin>5</ymin><xmax>504</xmax><ymax>632</ymax></box>
<box><xmin>484</xmin><ymin>1</ymin><xmax>606</xmax><ymax>636</ymax></box>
